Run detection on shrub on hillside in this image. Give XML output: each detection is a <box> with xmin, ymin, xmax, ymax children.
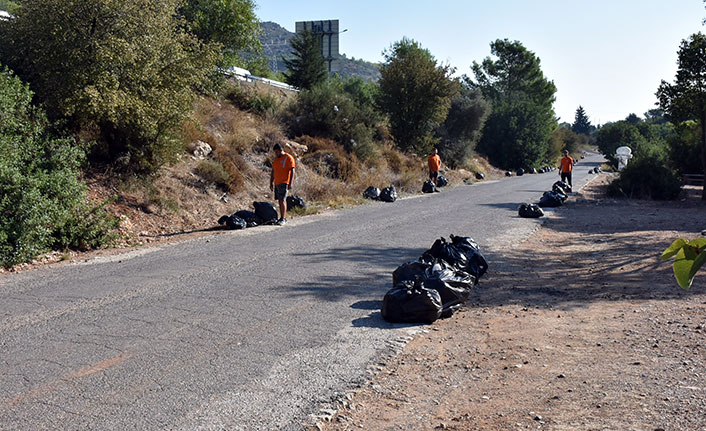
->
<box><xmin>224</xmin><ymin>83</ymin><xmax>281</xmax><ymax>117</ymax></box>
<box><xmin>0</xmin><ymin>67</ymin><xmax>117</xmax><ymax>267</ymax></box>
<box><xmin>297</xmin><ymin>136</ymin><xmax>361</xmax><ymax>183</ymax></box>
<box><xmin>606</xmin><ymin>154</ymin><xmax>682</xmax><ymax>200</ymax></box>
<box><xmin>283</xmin><ymin>82</ymin><xmax>376</xmax><ymax>157</ymax></box>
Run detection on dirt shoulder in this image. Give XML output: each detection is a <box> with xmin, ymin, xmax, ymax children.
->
<box><xmin>317</xmin><ymin>179</ymin><xmax>706</xmax><ymax>431</ymax></box>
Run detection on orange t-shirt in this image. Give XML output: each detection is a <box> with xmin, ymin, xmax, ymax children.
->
<box><xmin>560</xmin><ymin>156</ymin><xmax>574</xmax><ymax>173</ymax></box>
<box><xmin>273</xmin><ymin>153</ymin><xmax>296</xmax><ymax>185</ymax></box>
<box><xmin>428</xmin><ymin>154</ymin><xmax>441</xmax><ymax>172</ymax></box>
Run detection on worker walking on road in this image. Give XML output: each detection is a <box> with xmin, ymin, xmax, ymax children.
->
<box><xmin>428</xmin><ymin>147</ymin><xmax>442</xmax><ymax>187</ymax></box>
<box><xmin>559</xmin><ymin>149</ymin><xmax>574</xmax><ymax>188</ymax></box>
<box><xmin>270</xmin><ymin>143</ymin><xmax>296</xmax><ymax>225</ymax></box>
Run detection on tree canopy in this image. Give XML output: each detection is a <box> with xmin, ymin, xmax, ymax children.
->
<box><xmin>0</xmin><ymin>0</ymin><xmax>219</xmax><ymax>174</ymax></box>
<box><xmin>179</xmin><ymin>0</ymin><xmax>260</xmax><ymax>66</ymax></box>
<box><xmin>283</xmin><ymin>29</ymin><xmax>327</xmax><ymax>90</ymax></box>
<box><xmin>572</xmin><ymin>105</ymin><xmax>592</xmax><ymax>135</ymax></box>
<box><xmin>468</xmin><ymin>39</ymin><xmax>557</xmax><ymax>169</ymax></box>
<box><xmin>377</xmin><ymin>37</ymin><xmax>458</xmax><ymax>154</ymax></box>
<box><xmin>657</xmin><ymin>32</ymin><xmax>706</xmax><ymax>199</ymax></box>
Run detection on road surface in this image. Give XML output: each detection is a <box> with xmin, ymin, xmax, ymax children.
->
<box><xmin>0</xmin><ymin>154</ymin><xmax>604</xmax><ymax>430</ymax></box>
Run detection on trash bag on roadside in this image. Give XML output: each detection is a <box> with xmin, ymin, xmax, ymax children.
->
<box><xmin>218</xmin><ymin>214</ymin><xmax>246</xmax><ymax>230</ymax></box>
<box><xmin>286</xmin><ymin>195</ymin><xmax>306</xmax><ymax>210</ymax></box>
<box><xmin>505</xmin><ymin>171</ymin><xmax>513</xmax><ymax>177</ymax></box>
<box><xmin>475</xmin><ymin>172</ymin><xmax>485</xmax><ymax>180</ymax></box>
<box><xmin>234</xmin><ymin>210</ymin><xmax>261</xmax><ymax>228</ymax></box>
<box><xmin>381</xmin><ymin>279</ymin><xmax>442</xmax><ymax>324</ymax></box>
<box><xmin>436</xmin><ymin>176</ymin><xmax>448</xmax><ymax>187</ymax></box>
<box><xmin>552</xmin><ymin>181</ymin><xmax>571</xmax><ymax>194</ymax></box>
<box><xmin>392</xmin><ymin>261</ymin><xmax>430</xmax><ymax>286</ymax></box>
<box><xmin>548</xmin><ymin>188</ymin><xmax>568</xmax><ymax>202</ymax></box>
<box><xmin>517</xmin><ymin>168</ymin><xmax>525</xmax><ymax>176</ymax></box>
<box><xmin>531</xmin><ymin>168</ymin><xmax>538</xmax><ymax>174</ymax></box>
<box><xmin>253</xmin><ymin>201</ymin><xmax>279</xmax><ymax>224</ymax></box>
<box><xmin>363</xmin><ymin>186</ymin><xmax>381</xmax><ymax>200</ymax></box>
<box><xmin>449</xmin><ymin>235</ymin><xmax>488</xmax><ymax>280</ymax></box>
<box><xmin>538</xmin><ymin>192</ymin><xmax>563</xmax><ymax>208</ymax></box>
<box><xmin>422</xmin><ymin>180</ymin><xmax>438</xmax><ymax>193</ymax></box>
<box><xmin>518</xmin><ymin>203</ymin><xmax>544</xmax><ymax>218</ymax></box>
<box><xmin>422</xmin><ymin>235</ymin><xmax>488</xmax><ymax>280</ymax></box>
<box><xmin>380</xmin><ymin>185</ymin><xmax>398</xmax><ymax>202</ymax></box>
<box><xmin>423</xmin><ymin>262</ymin><xmax>474</xmax><ymax>318</ymax></box>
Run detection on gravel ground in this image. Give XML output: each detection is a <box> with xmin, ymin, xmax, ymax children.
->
<box><xmin>316</xmin><ymin>179</ymin><xmax>706</xmax><ymax>431</ymax></box>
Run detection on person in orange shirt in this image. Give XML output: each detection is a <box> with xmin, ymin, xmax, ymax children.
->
<box><xmin>270</xmin><ymin>143</ymin><xmax>296</xmax><ymax>225</ymax></box>
<box><xmin>559</xmin><ymin>149</ymin><xmax>574</xmax><ymax>188</ymax></box>
<box><xmin>428</xmin><ymin>147</ymin><xmax>442</xmax><ymax>186</ymax></box>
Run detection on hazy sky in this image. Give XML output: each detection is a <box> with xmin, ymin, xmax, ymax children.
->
<box><xmin>256</xmin><ymin>0</ymin><xmax>705</xmax><ymax>125</ymax></box>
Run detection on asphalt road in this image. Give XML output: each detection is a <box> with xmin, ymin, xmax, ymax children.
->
<box><xmin>0</xmin><ymin>153</ymin><xmax>605</xmax><ymax>430</ymax></box>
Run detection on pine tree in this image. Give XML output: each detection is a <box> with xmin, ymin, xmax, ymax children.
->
<box><xmin>283</xmin><ymin>29</ymin><xmax>327</xmax><ymax>90</ymax></box>
<box><xmin>572</xmin><ymin>106</ymin><xmax>591</xmax><ymax>135</ymax></box>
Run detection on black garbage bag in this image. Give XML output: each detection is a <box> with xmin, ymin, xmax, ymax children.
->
<box><xmin>547</xmin><ymin>188</ymin><xmax>567</xmax><ymax>202</ymax></box>
<box><xmin>380</xmin><ymin>185</ymin><xmax>398</xmax><ymax>202</ymax></box>
<box><xmin>436</xmin><ymin>176</ymin><xmax>448</xmax><ymax>187</ymax></box>
<box><xmin>538</xmin><ymin>191</ymin><xmax>563</xmax><ymax>208</ymax></box>
<box><xmin>234</xmin><ymin>210</ymin><xmax>261</xmax><ymax>228</ymax></box>
<box><xmin>363</xmin><ymin>186</ymin><xmax>381</xmax><ymax>200</ymax></box>
<box><xmin>518</xmin><ymin>203</ymin><xmax>544</xmax><ymax>218</ymax></box>
<box><xmin>381</xmin><ymin>279</ymin><xmax>442</xmax><ymax>324</ymax></box>
<box><xmin>392</xmin><ymin>261</ymin><xmax>430</xmax><ymax>286</ymax></box>
<box><xmin>505</xmin><ymin>171</ymin><xmax>513</xmax><ymax>177</ymax></box>
<box><xmin>422</xmin><ymin>236</ymin><xmax>488</xmax><ymax>281</ymax></box>
<box><xmin>517</xmin><ymin>168</ymin><xmax>525</xmax><ymax>176</ymax></box>
<box><xmin>286</xmin><ymin>195</ymin><xmax>306</xmax><ymax>210</ymax></box>
<box><xmin>217</xmin><ymin>214</ymin><xmax>246</xmax><ymax>230</ymax></box>
<box><xmin>422</xmin><ymin>180</ymin><xmax>438</xmax><ymax>193</ymax></box>
<box><xmin>449</xmin><ymin>234</ymin><xmax>489</xmax><ymax>280</ymax></box>
<box><xmin>552</xmin><ymin>181</ymin><xmax>571</xmax><ymax>194</ymax></box>
<box><xmin>531</xmin><ymin>168</ymin><xmax>538</xmax><ymax>174</ymax></box>
<box><xmin>253</xmin><ymin>201</ymin><xmax>279</xmax><ymax>224</ymax></box>
<box><xmin>475</xmin><ymin>172</ymin><xmax>485</xmax><ymax>180</ymax></box>
<box><xmin>423</xmin><ymin>262</ymin><xmax>474</xmax><ymax>318</ymax></box>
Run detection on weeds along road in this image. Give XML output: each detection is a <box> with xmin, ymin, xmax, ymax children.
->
<box><xmin>0</xmin><ymin>154</ymin><xmax>604</xmax><ymax>430</ymax></box>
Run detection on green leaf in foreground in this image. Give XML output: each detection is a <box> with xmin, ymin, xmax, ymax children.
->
<box><xmin>662</xmin><ymin>238</ymin><xmax>706</xmax><ymax>289</ymax></box>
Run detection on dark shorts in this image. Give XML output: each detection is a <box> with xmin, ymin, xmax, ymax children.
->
<box><xmin>429</xmin><ymin>171</ymin><xmax>439</xmax><ymax>181</ymax></box>
<box><xmin>274</xmin><ymin>183</ymin><xmax>289</xmax><ymax>201</ymax></box>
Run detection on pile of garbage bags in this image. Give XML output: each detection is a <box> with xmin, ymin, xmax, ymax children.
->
<box><xmin>364</xmin><ymin>185</ymin><xmax>398</xmax><ymax>202</ymax></box>
<box><xmin>437</xmin><ymin>176</ymin><xmax>448</xmax><ymax>187</ymax></box>
<box><xmin>382</xmin><ymin>235</ymin><xmax>488</xmax><ymax>324</ymax></box>
<box><xmin>218</xmin><ymin>198</ymin><xmax>307</xmax><ymax>230</ymax></box>
<box><xmin>535</xmin><ymin>180</ymin><xmax>570</xmax><ymax>208</ymax></box>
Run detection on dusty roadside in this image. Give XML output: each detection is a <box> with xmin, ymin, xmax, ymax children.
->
<box><xmin>317</xmin><ymin>178</ymin><xmax>706</xmax><ymax>431</ymax></box>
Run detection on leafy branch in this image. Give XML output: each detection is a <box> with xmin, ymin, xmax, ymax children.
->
<box><xmin>661</xmin><ymin>237</ymin><xmax>706</xmax><ymax>289</ymax></box>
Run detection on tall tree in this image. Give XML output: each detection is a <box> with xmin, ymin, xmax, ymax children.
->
<box><xmin>468</xmin><ymin>39</ymin><xmax>557</xmax><ymax>169</ymax></box>
<box><xmin>377</xmin><ymin>37</ymin><xmax>458</xmax><ymax>153</ymax></box>
<box><xmin>179</xmin><ymin>0</ymin><xmax>260</xmax><ymax>66</ymax></box>
<box><xmin>657</xmin><ymin>32</ymin><xmax>706</xmax><ymax>199</ymax></box>
<box><xmin>572</xmin><ymin>105</ymin><xmax>592</xmax><ymax>135</ymax></box>
<box><xmin>435</xmin><ymin>86</ymin><xmax>490</xmax><ymax>168</ymax></box>
<box><xmin>0</xmin><ymin>0</ymin><xmax>219</xmax><ymax>174</ymax></box>
<box><xmin>283</xmin><ymin>29</ymin><xmax>327</xmax><ymax>90</ymax></box>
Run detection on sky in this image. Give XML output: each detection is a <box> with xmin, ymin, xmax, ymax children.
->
<box><xmin>255</xmin><ymin>0</ymin><xmax>705</xmax><ymax>125</ymax></box>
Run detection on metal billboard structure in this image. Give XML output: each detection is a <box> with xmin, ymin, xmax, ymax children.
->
<box><xmin>295</xmin><ymin>19</ymin><xmax>341</xmax><ymax>73</ymax></box>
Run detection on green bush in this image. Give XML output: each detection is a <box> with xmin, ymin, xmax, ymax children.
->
<box><xmin>0</xmin><ymin>0</ymin><xmax>219</xmax><ymax>175</ymax></box>
<box><xmin>195</xmin><ymin>159</ymin><xmax>231</xmax><ymax>190</ymax></box>
<box><xmin>606</xmin><ymin>154</ymin><xmax>682</xmax><ymax>200</ymax></box>
<box><xmin>284</xmin><ymin>81</ymin><xmax>376</xmax><ymax>155</ymax></box>
<box><xmin>224</xmin><ymin>84</ymin><xmax>280</xmax><ymax>117</ymax></box>
<box><xmin>0</xmin><ymin>67</ymin><xmax>117</xmax><ymax>267</ymax></box>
